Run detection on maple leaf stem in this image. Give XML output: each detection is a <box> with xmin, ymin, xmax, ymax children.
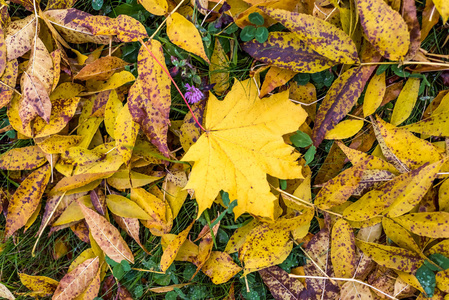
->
<box><xmin>288</xmin><ymin>275</ymin><xmax>399</xmax><ymax>300</ymax></box>
<box><xmin>138</xmin><ymin>38</ymin><xmax>207</xmax><ymax>132</ymax></box>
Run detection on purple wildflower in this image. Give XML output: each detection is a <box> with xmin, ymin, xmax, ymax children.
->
<box><xmin>185</xmin><ymin>83</ymin><xmax>204</xmax><ymax>104</ymax></box>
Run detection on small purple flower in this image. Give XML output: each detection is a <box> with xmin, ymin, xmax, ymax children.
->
<box><xmin>185</xmin><ymin>83</ymin><xmax>204</xmax><ymax>104</ymax></box>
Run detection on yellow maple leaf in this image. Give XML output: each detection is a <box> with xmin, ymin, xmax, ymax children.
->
<box><xmin>182</xmin><ymin>79</ymin><xmax>307</xmax><ymax>219</ymax></box>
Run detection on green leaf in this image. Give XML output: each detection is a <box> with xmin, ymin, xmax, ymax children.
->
<box><xmin>92</xmin><ymin>0</ymin><xmax>103</xmax><ymax>10</ymax></box>
<box><xmin>240</xmin><ymin>26</ymin><xmax>256</xmax><ymax>42</ymax></box>
<box><xmin>279</xmin><ymin>179</ymin><xmax>287</xmax><ymax>190</ymax></box>
<box><xmin>134</xmin><ymin>285</ymin><xmax>144</xmax><ymax>298</ymax></box>
<box><xmin>248</xmin><ymin>12</ymin><xmax>265</xmax><ymax>26</ymax></box>
<box><xmin>113</xmin><ymin>263</ymin><xmax>125</xmax><ymax>280</ymax></box>
<box><xmin>224</xmin><ymin>23</ymin><xmax>239</xmax><ymax>34</ymax></box>
<box><xmin>376</xmin><ymin>64</ymin><xmax>390</xmax><ymax>75</ymax></box>
<box><xmin>416</xmin><ymin>264</ymin><xmax>436</xmax><ymax>298</ymax></box>
<box><xmin>428</xmin><ymin>253</ymin><xmax>449</xmax><ymax>270</ymax></box>
<box><xmin>255</xmin><ymin>27</ymin><xmax>269</xmax><ymax>43</ymax></box>
<box><xmin>105</xmin><ymin>256</ymin><xmax>119</xmax><ymax>267</ymax></box>
<box><xmin>294</xmin><ymin>73</ymin><xmax>311</xmax><ymax>85</ymax></box>
<box><xmin>304</xmin><ymin>146</ymin><xmax>316</xmax><ymax>165</ymax></box>
<box><xmin>290</xmin><ymin>131</ymin><xmax>313</xmax><ymax>148</ymax></box>
<box><xmin>121</xmin><ymin>260</ymin><xmax>131</xmax><ymax>272</ymax></box>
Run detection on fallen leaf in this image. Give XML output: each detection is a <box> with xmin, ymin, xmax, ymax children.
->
<box><xmin>394</xmin><ymin>212</ymin><xmax>449</xmax><ymax>238</ymax></box>
<box><xmin>106</xmin><ymin>194</ymin><xmax>151</xmax><ymax>220</ymax></box>
<box><xmin>183</xmin><ymin>78</ymin><xmax>307</xmax><ymax>219</ymax></box>
<box><xmin>52</xmin><ymin>257</ymin><xmax>99</xmax><ymax>300</ymax></box>
<box><xmin>324</xmin><ymin>119</ymin><xmax>364</xmax><ymax>140</ymax></box>
<box><xmin>331</xmin><ymin>219</ymin><xmax>357</xmax><ymax>278</ymax></box>
<box><xmin>261</xmin><ymin>7</ymin><xmax>359</xmax><ymax>64</ymax></box>
<box><xmin>75</xmin><ymin>56</ymin><xmax>128</xmax><ymax>81</ymax></box>
<box><xmin>79</xmin><ymin>202</ymin><xmax>134</xmax><ymax>263</ymax></box>
<box><xmin>166</xmin><ymin>12</ymin><xmax>209</xmax><ymax>63</ymax></box>
<box><xmin>363</xmin><ymin>72</ymin><xmax>386</xmax><ymax>117</ymax></box>
<box><xmin>259</xmin><ymin>266</ymin><xmax>304</xmax><ymax>299</ymax></box>
<box><xmin>390</xmin><ymin>78</ymin><xmax>420</xmax><ymax>126</ymax></box>
<box><xmin>5</xmin><ymin>164</ymin><xmax>51</xmax><ymax>238</ymax></box>
<box><xmin>356</xmin><ymin>0</ymin><xmax>410</xmax><ymax>60</ymax></box>
<box><xmin>0</xmin><ymin>146</ymin><xmax>46</xmax><ymax>170</ymax></box>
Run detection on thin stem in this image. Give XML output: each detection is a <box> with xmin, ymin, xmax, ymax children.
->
<box><xmin>288</xmin><ymin>275</ymin><xmax>398</xmax><ymax>300</ymax></box>
<box><xmin>138</xmin><ymin>38</ymin><xmax>207</xmax><ymax>132</ymax></box>
<box><xmin>359</xmin><ymin>61</ymin><xmax>449</xmax><ymax>67</ymax></box>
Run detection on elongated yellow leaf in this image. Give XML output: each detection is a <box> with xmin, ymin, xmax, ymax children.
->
<box><xmin>331</xmin><ymin>219</ymin><xmax>356</xmax><ymax>278</ymax></box>
<box><xmin>363</xmin><ymin>72</ymin><xmax>386</xmax><ymax>117</ymax></box>
<box><xmin>356</xmin><ymin>240</ymin><xmax>423</xmax><ymax>273</ymax></box>
<box><xmin>53</xmin><ymin>195</ymin><xmax>93</xmax><ymax>226</ymax></box>
<box><xmin>201</xmin><ymin>251</ymin><xmax>242</xmax><ymax>284</ymax></box>
<box><xmin>315</xmin><ymin>160</ymin><xmax>367</xmax><ymax>210</ymax></box>
<box><xmin>375</xmin><ymin>116</ymin><xmax>444</xmax><ymax>170</ymax></box>
<box><xmin>324</xmin><ymin>119</ymin><xmax>364</xmax><ymax>139</ymax></box>
<box><xmin>183</xmin><ymin>79</ymin><xmax>307</xmax><ymax>220</ymax></box>
<box><xmin>261</xmin><ymin>7</ymin><xmax>359</xmax><ymax>64</ymax></box>
<box><xmin>344</xmin><ymin>160</ymin><xmax>442</xmax><ymax>221</ymax></box>
<box><xmin>225</xmin><ymin>219</ymin><xmax>259</xmax><ymax>254</ymax></box>
<box><xmin>433</xmin><ymin>0</ymin><xmax>449</xmax><ymax>23</ymax></box>
<box><xmin>242</xmin><ymin>32</ymin><xmax>336</xmax><ymax>73</ymax></box>
<box><xmin>160</xmin><ymin>222</ymin><xmax>194</xmax><ymax>272</ymax></box>
<box><xmin>356</xmin><ymin>0</ymin><xmax>410</xmax><ymax>60</ymax></box>
<box><xmin>19</xmin><ymin>273</ymin><xmax>58</xmax><ymax>297</ymax></box>
<box><xmin>394</xmin><ymin>212</ymin><xmax>449</xmax><ymax>238</ymax></box>
<box><xmin>239</xmin><ymin>212</ymin><xmax>313</xmax><ymax>275</ymax></box>
<box><xmin>139</xmin><ymin>0</ymin><xmax>168</xmax><ymax>15</ymax></box>
<box><xmin>210</xmin><ymin>39</ymin><xmax>230</xmax><ymax>95</ymax></box>
<box><xmin>390</xmin><ymin>78</ymin><xmax>420</xmax><ymax>126</ymax></box>
<box><xmin>5</xmin><ymin>164</ymin><xmax>51</xmax><ymax>238</ymax></box>
<box><xmin>79</xmin><ymin>202</ymin><xmax>134</xmax><ymax>263</ymax></box>
<box><xmin>382</xmin><ymin>217</ymin><xmax>422</xmax><ymax>254</ymax></box>
<box><xmin>166</xmin><ymin>13</ymin><xmax>209</xmax><ymax>63</ymax></box>
<box><xmin>114</xmin><ymin>104</ymin><xmax>140</xmax><ymax>166</ymax></box>
<box><xmin>0</xmin><ymin>146</ymin><xmax>46</xmax><ymax>170</ymax></box>
<box><xmin>36</xmin><ymin>135</ymin><xmax>83</xmax><ymax>154</ymax></box>
<box><xmin>104</xmin><ymin>90</ymin><xmax>123</xmax><ymax>139</ymax></box>
<box><xmin>0</xmin><ymin>283</ymin><xmax>15</xmax><ymax>300</ymax></box>
<box><xmin>106</xmin><ymin>194</ymin><xmax>150</xmax><ymax>220</ymax></box>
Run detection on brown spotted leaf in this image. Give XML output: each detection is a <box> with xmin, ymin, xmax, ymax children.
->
<box><xmin>160</xmin><ymin>221</ymin><xmax>194</xmax><ymax>272</ymax></box>
<box><xmin>312</xmin><ymin>67</ymin><xmax>364</xmax><ymax>147</ymax></box>
<box><xmin>344</xmin><ymin>160</ymin><xmax>442</xmax><ymax>221</ymax></box>
<box><xmin>260</xmin><ymin>7</ymin><xmax>359</xmax><ymax>64</ymax></box>
<box><xmin>74</xmin><ymin>56</ymin><xmax>128</xmax><ymax>81</ymax></box>
<box><xmin>19</xmin><ymin>73</ymin><xmax>52</xmax><ymax>127</ymax></box>
<box><xmin>402</xmin><ymin>0</ymin><xmax>421</xmax><ymax>60</ymax></box>
<box><xmin>128</xmin><ymin>39</ymin><xmax>171</xmax><ymax>157</ymax></box>
<box><xmin>331</xmin><ymin>219</ymin><xmax>356</xmax><ymax>278</ymax></box>
<box><xmin>356</xmin><ymin>0</ymin><xmax>410</xmax><ymax>60</ymax></box>
<box><xmin>112</xmin><ymin>214</ymin><xmax>150</xmax><ymax>254</ymax></box>
<box><xmin>201</xmin><ymin>251</ymin><xmax>242</xmax><ymax>285</ymax></box>
<box><xmin>0</xmin><ymin>60</ymin><xmax>19</xmax><ymax>109</ymax></box>
<box><xmin>394</xmin><ymin>212</ymin><xmax>449</xmax><ymax>239</ymax></box>
<box><xmin>259</xmin><ymin>266</ymin><xmax>304</xmax><ymax>300</ymax></box>
<box><xmin>0</xmin><ymin>146</ymin><xmax>46</xmax><ymax>170</ymax></box>
<box><xmin>242</xmin><ymin>32</ymin><xmax>336</xmax><ymax>73</ymax></box>
<box><xmin>0</xmin><ymin>23</ymin><xmax>6</xmax><ymax>76</ymax></box>
<box><xmin>315</xmin><ymin>160</ymin><xmax>368</xmax><ymax>210</ymax></box>
<box><xmin>5</xmin><ymin>15</ymin><xmax>36</xmax><ymax>60</ymax></box>
<box><xmin>43</xmin><ymin>9</ymin><xmax>111</xmax><ymax>44</ymax></box>
<box><xmin>5</xmin><ymin>164</ymin><xmax>51</xmax><ymax>238</ymax></box>
<box><xmin>46</xmin><ymin>0</ymin><xmax>78</xmax><ymax>9</ymax></box>
<box><xmin>79</xmin><ymin>202</ymin><xmax>134</xmax><ymax>264</ymax></box>
<box><xmin>52</xmin><ymin>257</ymin><xmax>99</xmax><ymax>300</ymax></box>
<box><xmin>356</xmin><ymin>240</ymin><xmax>424</xmax><ymax>273</ymax></box>
<box><xmin>19</xmin><ymin>273</ymin><xmax>59</xmax><ymax>297</ymax></box>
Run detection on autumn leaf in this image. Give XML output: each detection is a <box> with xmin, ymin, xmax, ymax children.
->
<box><xmin>139</xmin><ymin>0</ymin><xmax>168</xmax><ymax>16</ymax></box>
<box><xmin>78</xmin><ymin>202</ymin><xmax>135</xmax><ymax>263</ymax></box>
<box><xmin>128</xmin><ymin>40</ymin><xmax>171</xmax><ymax>157</ymax></box>
<box><xmin>259</xmin><ymin>266</ymin><xmax>304</xmax><ymax>299</ymax></box>
<box><xmin>390</xmin><ymin>78</ymin><xmax>421</xmax><ymax>126</ymax></box>
<box><xmin>242</xmin><ymin>32</ymin><xmax>336</xmax><ymax>73</ymax></box>
<box><xmin>433</xmin><ymin>0</ymin><xmax>448</xmax><ymax>23</ymax></box>
<box><xmin>5</xmin><ymin>164</ymin><xmax>51</xmax><ymax>238</ymax></box>
<box><xmin>74</xmin><ymin>56</ymin><xmax>128</xmax><ymax>81</ymax></box>
<box><xmin>166</xmin><ymin>12</ymin><xmax>210</xmax><ymax>63</ymax></box>
<box><xmin>260</xmin><ymin>7</ymin><xmax>359</xmax><ymax>64</ymax></box>
<box><xmin>183</xmin><ymin>78</ymin><xmax>307</xmax><ymax>219</ymax></box>
<box><xmin>0</xmin><ymin>146</ymin><xmax>46</xmax><ymax>170</ymax></box>
<box><xmin>19</xmin><ymin>273</ymin><xmax>58</xmax><ymax>297</ymax></box>
<box><xmin>356</xmin><ymin>0</ymin><xmax>410</xmax><ymax>60</ymax></box>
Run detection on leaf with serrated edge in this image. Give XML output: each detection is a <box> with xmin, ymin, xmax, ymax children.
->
<box><xmin>79</xmin><ymin>202</ymin><xmax>134</xmax><ymax>263</ymax></box>
<box><xmin>182</xmin><ymin>78</ymin><xmax>307</xmax><ymax>219</ymax></box>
